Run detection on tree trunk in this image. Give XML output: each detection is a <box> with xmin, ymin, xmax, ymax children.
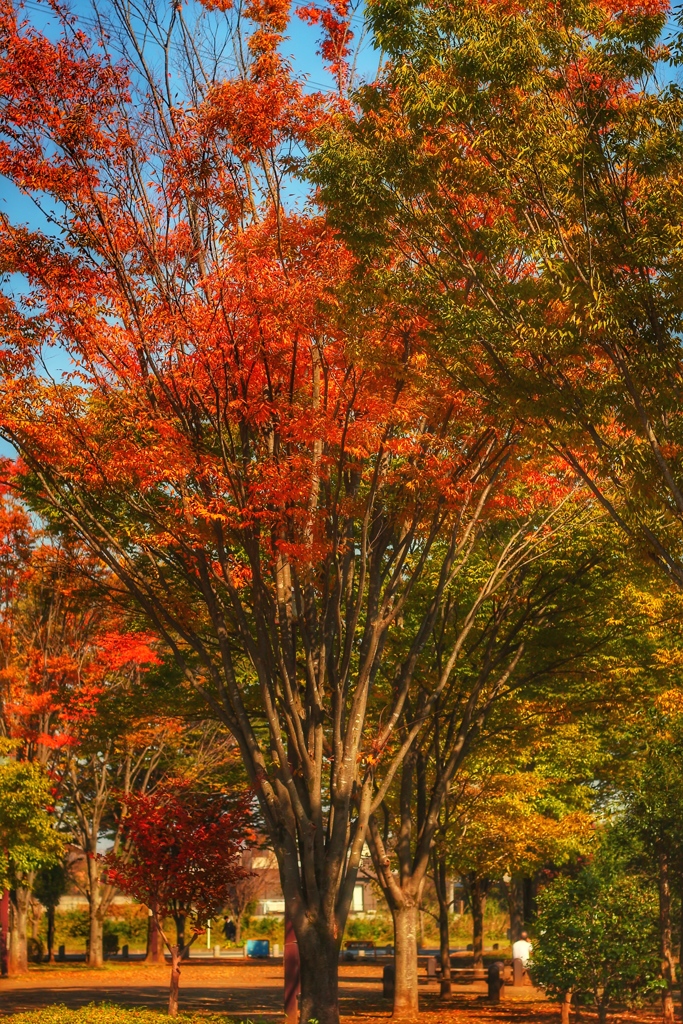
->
<box><xmin>9</xmin><ymin>884</ymin><xmax>30</xmax><ymax>974</ymax></box>
<box><xmin>88</xmin><ymin>908</ymin><xmax>104</xmax><ymax>967</ymax></box>
<box><xmin>174</xmin><ymin>914</ymin><xmax>189</xmax><ymax>960</ymax></box>
<box><xmin>470</xmin><ymin>874</ymin><xmax>487</xmax><ymax>970</ymax></box>
<box><xmin>86</xmin><ymin>854</ymin><xmax>104</xmax><ymax>967</ymax></box>
<box><xmin>392</xmin><ymin>899</ymin><xmax>420</xmax><ymax>1018</ymax></box>
<box><xmin>47</xmin><ymin>906</ymin><xmax>56</xmax><ymax>964</ymax></box>
<box><xmin>146</xmin><ymin>912</ymin><xmax>165</xmax><ymax>964</ymax></box>
<box><xmin>561</xmin><ymin>990</ymin><xmax>572</xmax><ymax>1024</ymax></box>
<box><xmin>30</xmin><ymin>900</ymin><xmax>40</xmax><ymax>939</ymax></box>
<box><xmin>597</xmin><ymin>998</ymin><xmax>608</xmax><ymax>1024</ymax></box>
<box><xmin>523</xmin><ymin>875</ymin><xmax>537</xmax><ymax>925</ymax></box>
<box><xmin>235</xmin><ymin>915</ymin><xmax>242</xmax><ymax>945</ymax></box>
<box><xmin>508</xmin><ymin>875</ymin><xmax>524</xmax><ymax>942</ymax></box>
<box><xmin>168</xmin><ymin>945</ymin><xmax>181</xmax><ymax>1017</ymax></box>
<box><xmin>435</xmin><ymin>855</ymin><xmax>451</xmax><ymax>997</ymax></box>
<box><xmin>1</xmin><ymin>888</ymin><xmax>10</xmax><ymax>976</ymax></box>
<box><xmin>297</xmin><ymin>920</ymin><xmax>340</xmax><ymax>1024</ymax></box>
<box><xmin>659</xmin><ymin>851</ymin><xmax>675</xmax><ymax>1024</ymax></box>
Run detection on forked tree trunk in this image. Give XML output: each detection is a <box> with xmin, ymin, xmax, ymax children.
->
<box><xmin>9</xmin><ymin>885</ymin><xmax>30</xmax><ymax>974</ymax></box>
<box><xmin>469</xmin><ymin>874</ymin><xmax>487</xmax><ymax>970</ymax></box>
<box><xmin>435</xmin><ymin>855</ymin><xmax>451</xmax><ymax>997</ymax></box>
<box><xmin>168</xmin><ymin>945</ymin><xmax>182</xmax><ymax>1017</ymax></box>
<box><xmin>151</xmin><ymin>915</ymin><xmax>187</xmax><ymax>1017</ymax></box>
<box><xmin>297</xmin><ymin>920</ymin><xmax>340</xmax><ymax>1024</ymax></box>
<box><xmin>659</xmin><ymin>851</ymin><xmax>675</xmax><ymax>1024</ymax></box>
<box><xmin>365</xmin><ymin>816</ymin><xmax>426</xmax><ymax>1018</ymax></box>
<box><xmin>392</xmin><ymin>899</ymin><xmax>420</xmax><ymax>1017</ymax></box>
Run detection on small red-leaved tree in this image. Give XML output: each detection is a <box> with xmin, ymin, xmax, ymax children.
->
<box><xmin>105</xmin><ymin>782</ymin><xmax>252</xmax><ymax>1016</ymax></box>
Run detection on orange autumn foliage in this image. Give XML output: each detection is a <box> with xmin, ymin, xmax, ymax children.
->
<box><xmin>0</xmin><ymin>478</ymin><xmax>160</xmax><ymax>764</ymax></box>
<box><xmin>0</xmin><ymin>2</ymin><xmax>577</xmax><ymax>1019</ymax></box>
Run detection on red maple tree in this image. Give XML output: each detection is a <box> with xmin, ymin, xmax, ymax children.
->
<box><xmin>105</xmin><ymin>782</ymin><xmax>253</xmax><ymax>1016</ymax></box>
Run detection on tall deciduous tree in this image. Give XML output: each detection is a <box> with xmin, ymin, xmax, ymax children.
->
<box><xmin>64</xmin><ymin>707</ymin><xmax>173</xmax><ymax>968</ymax></box>
<box><xmin>0</xmin><ymin>1</ymin><xmax>540</xmax><ymax>1018</ymax></box>
<box><xmin>445</xmin><ymin>768</ymin><xmax>592</xmax><ymax>966</ymax></box>
<box><xmin>364</xmin><ymin>515</ymin><xmax>603</xmax><ymax>1013</ymax></box>
<box><xmin>0</xmin><ymin>757</ymin><xmax>63</xmax><ymax>973</ymax></box>
<box><xmin>313</xmin><ymin>0</ymin><xmax>683</xmax><ymax>589</ymax></box>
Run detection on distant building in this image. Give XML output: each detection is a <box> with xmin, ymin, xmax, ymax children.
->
<box><xmin>245</xmin><ymin>848</ymin><xmax>378</xmax><ymax>917</ymax></box>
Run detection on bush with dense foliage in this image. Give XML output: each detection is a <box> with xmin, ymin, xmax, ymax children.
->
<box><xmin>43</xmin><ymin>907</ymin><xmax>152</xmax><ymax>955</ymax></box>
<box><xmin>531</xmin><ymin>865</ymin><xmax>663</xmax><ymax>1022</ymax></box>
<box><xmin>241</xmin><ymin>915</ymin><xmax>284</xmax><ymax>945</ymax></box>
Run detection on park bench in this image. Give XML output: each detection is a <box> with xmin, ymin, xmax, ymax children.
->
<box><xmin>342</xmin><ymin>940</ymin><xmax>375</xmax><ymax>960</ymax></box>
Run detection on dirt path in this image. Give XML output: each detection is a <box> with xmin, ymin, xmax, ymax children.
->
<box><xmin>0</xmin><ymin>962</ymin><xmax>660</xmax><ymax>1023</ymax></box>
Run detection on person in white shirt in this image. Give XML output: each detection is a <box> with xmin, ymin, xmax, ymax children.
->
<box><xmin>512</xmin><ymin>932</ymin><xmax>533</xmax><ymax>967</ymax></box>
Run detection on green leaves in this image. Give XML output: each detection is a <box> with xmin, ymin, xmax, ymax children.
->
<box><xmin>0</xmin><ymin>760</ymin><xmax>64</xmax><ymax>886</ymax></box>
<box><xmin>532</xmin><ymin>859</ymin><xmax>663</xmax><ymax>1013</ymax></box>
<box><xmin>1</xmin><ymin>1007</ymin><xmax>238</xmax><ymax>1024</ymax></box>
<box><xmin>312</xmin><ymin>0</ymin><xmax>683</xmax><ymax>588</ymax></box>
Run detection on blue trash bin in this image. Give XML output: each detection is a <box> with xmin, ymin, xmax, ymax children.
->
<box><xmin>246</xmin><ymin>939</ymin><xmax>270</xmax><ymax>958</ymax></box>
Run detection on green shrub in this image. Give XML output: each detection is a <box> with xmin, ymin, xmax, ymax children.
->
<box><xmin>58</xmin><ymin>910</ymin><xmax>90</xmax><ymax>940</ymax></box>
<box><xmin>343</xmin><ymin>915</ymin><xmax>393</xmax><ymax>945</ymax></box>
<box><xmin>43</xmin><ymin>906</ymin><xmax>152</xmax><ymax>953</ymax></box>
<box><xmin>242</xmin><ymin>916</ymin><xmax>283</xmax><ymax>943</ymax></box>
<box><xmin>531</xmin><ymin>867</ymin><xmax>663</xmax><ymax>1022</ymax></box>
<box><xmin>3</xmin><ymin>1005</ymin><xmax>265</xmax><ymax>1024</ymax></box>
<box><xmin>106</xmin><ymin>905</ymin><xmax>150</xmax><ymax>946</ymax></box>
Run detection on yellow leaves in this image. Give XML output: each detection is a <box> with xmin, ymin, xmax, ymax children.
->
<box><xmin>654</xmin><ymin>688</ymin><xmax>683</xmax><ymax>718</ymax></box>
<box><xmin>447</xmin><ymin>771</ymin><xmax>595</xmax><ymax>877</ymax></box>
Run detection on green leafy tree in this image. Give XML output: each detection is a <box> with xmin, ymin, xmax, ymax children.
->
<box><xmin>363</xmin><ymin>511</ymin><xmax>638</xmax><ymax>1012</ymax></box>
<box><xmin>615</xmin><ymin>701</ymin><xmax>683</xmax><ymax>1023</ymax></box>
<box><xmin>445</xmin><ymin>761</ymin><xmax>593</xmax><ymax>963</ymax></box>
<box><xmin>313</xmin><ymin>0</ymin><xmax>683</xmax><ymax>590</ymax></box>
<box><xmin>532</xmin><ymin>863</ymin><xmax>662</xmax><ymax>1023</ymax></box>
<box><xmin>0</xmin><ymin>758</ymin><xmax>64</xmax><ymax>972</ymax></box>
<box><xmin>33</xmin><ymin>863</ymin><xmax>67</xmax><ymax>964</ymax></box>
